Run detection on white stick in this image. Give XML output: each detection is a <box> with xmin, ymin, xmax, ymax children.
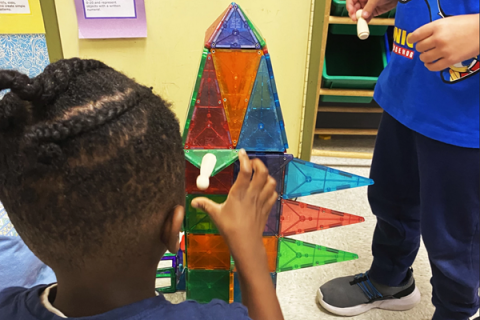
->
<box><xmin>356</xmin><ymin>10</ymin><xmax>370</xmax><ymax>40</ymax></box>
<box><xmin>196</xmin><ymin>153</ymin><xmax>217</xmax><ymax>190</ymax></box>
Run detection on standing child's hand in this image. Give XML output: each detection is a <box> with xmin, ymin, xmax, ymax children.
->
<box><xmin>346</xmin><ymin>0</ymin><xmax>398</xmax><ymax>22</ymax></box>
<box><xmin>191</xmin><ymin>149</ymin><xmax>277</xmax><ymax>258</ymax></box>
<box><xmin>410</xmin><ymin>14</ymin><xmax>480</xmax><ymax>72</ymax></box>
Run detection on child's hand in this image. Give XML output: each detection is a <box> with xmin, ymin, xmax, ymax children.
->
<box><xmin>346</xmin><ymin>0</ymin><xmax>398</xmax><ymax>22</ymax></box>
<box><xmin>191</xmin><ymin>149</ymin><xmax>277</xmax><ymax>255</ymax></box>
<box><xmin>192</xmin><ymin>150</ymin><xmax>283</xmax><ymax>320</ymax></box>
<box><xmin>410</xmin><ymin>14</ymin><xmax>480</xmax><ymax>72</ymax></box>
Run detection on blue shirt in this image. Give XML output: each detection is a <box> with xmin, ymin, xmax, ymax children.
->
<box><xmin>374</xmin><ymin>0</ymin><xmax>480</xmax><ymax>148</ymax></box>
<box><xmin>0</xmin><ymin>285</ymin><xmax>252</xmax><ymax>320</ymax></box>
<box><xmin>0</xmin><ymin>203</ymin><xmax>56</xmax><ymax>291</ymax></box>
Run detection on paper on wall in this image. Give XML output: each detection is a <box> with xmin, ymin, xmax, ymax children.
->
<box><xmin>75</xmin><ymin>0</ymin><xmax>147</xmax><ymax>39</ymax></box>
<box><xmin>83</xmin><ymin>0</ymin><xmax>136</xmax><ymax>19</ymax></box>
<box><xmin>0</xmin><ymin>0</ymin><xmax>30</xmax><ymax>14</ymax></box>
<box><xmin>0</xmin><ymin>0</ymin><xmax>45</xmax><ymax>34</ymax></box>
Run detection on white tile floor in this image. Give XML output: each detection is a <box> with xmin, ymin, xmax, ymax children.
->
<box><xmin>166</xmin><ymin>137</ymin><xmax>479</xmax><ymax>320</ymax></box>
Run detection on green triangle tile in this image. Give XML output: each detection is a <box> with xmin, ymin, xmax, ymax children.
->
<box><xmin>184</xmin><ymin>149</ymin><xmax>239</xmax><ymax>177</ymax></box>
<box><xmin>182</xmin><ymin>48</ymin><xmax>209</xmax><ymax>145</ymax></box>
<box><xmin>237</xmin><ymin>4</ymin><xmax>266</xmax><ymax>48</ymax></box>
<box><xmin>276</xmin><ymin>237</ymin><xmax>358</xmax><ymax>272</ymax></box>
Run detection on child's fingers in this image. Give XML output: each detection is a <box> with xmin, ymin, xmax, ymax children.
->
<box><xmin>424</xmin><ymin>58</ymin><xmax>449</xmax><ymax>72</ymax></box>
<box><xmin>346</xmin><ymin>0</ymin><xmax>357</xmax><ymax>20</ymax></box>
<box><xmin>361</xmin><ymin>0</ymin><xmax>380</xmax><ymax>20</ymax></box>
<box><xmin>257</xmin><ymin>176</ymin><xmax>277</xmax><ymax>208</ymax></box>
<box><xmin>191</xmin><ymin>197</ymin><xmax>222</xmax><ymax>221</ymax></box>
<box><xmin>248</xmin><ymin>159</ymin><xmax>269</xmax><ymax>196</ymax></box>
<box><xmin>410</xmin><ymin>22</ymin><xmax>434</xmax><ymax>44</ymax></box>
<box><xmin>419</xmin><ymin>49</ymin><xmax>442</xmax><ymax>64</ymax></box>
<box><xmin>415</xmin><ymin>37</ymin><xmax>435</xmax><ymax>54</ymax></box>
<box><xmin>231</xmin><ymin>149</ymin><xmax>252</xmax><ymax>194</ymax></box>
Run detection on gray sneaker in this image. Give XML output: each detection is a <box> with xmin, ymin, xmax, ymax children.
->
<box><xmin>317</xmin><ymin>269</ymin><xmax>421</xmax><ymax>316</ymax></box>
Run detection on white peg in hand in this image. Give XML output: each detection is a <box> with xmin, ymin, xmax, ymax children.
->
<box><xmin>356</xmin><ymin>10</ymin><xmax>370</xmax><ymax>40</ymax></box>
<box><xmin>196</xmin><ymin>153</ymin><xmax>217</xmax><ymax>190</ymax></box>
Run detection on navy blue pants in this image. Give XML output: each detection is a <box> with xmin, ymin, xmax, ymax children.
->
<box><xmin>368</xmin><ymin>112</ymin><xmax>479</xmax><ymax>320</ymax></box>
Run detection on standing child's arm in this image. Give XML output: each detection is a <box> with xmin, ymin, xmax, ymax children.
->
<box><xmin>192</xmin><ymin>149</ymin><xmax>284</xmax><ymax>320</ymax></box>
<box><xmin>410</xmin><ymin>14</ymin><xmax>480</xmax><ymax>72</ymax></box>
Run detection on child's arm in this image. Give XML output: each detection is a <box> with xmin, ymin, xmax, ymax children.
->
<box><xmin>192</xmin><ymin>150</ymin><xmax>283</xmax><ymax>320</ymax></box>
<box><xmin>410</xmin><ymin>14</ymin><xmax>480</xmax><ymax>72</ymax></box>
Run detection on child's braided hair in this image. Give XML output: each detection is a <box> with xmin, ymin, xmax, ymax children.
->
<box><xmin>0</xmin><ymin>58</ymin><xmax>185</xmax><ymax>267</ymax></box>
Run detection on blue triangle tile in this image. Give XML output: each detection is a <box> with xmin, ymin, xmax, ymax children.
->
<box><xmin>282</xmin><ymin>159</ymin><xmax>374</xmax><ymax>199</ymax></box>
<box><xmin>236</xmin><ymin>56</ymin><xmax>286</xmax><ymax>152</ymax></box>
<box><xmin>265</xmin><ymin>54</ymin><xmax>288</xmax><ymax>149</ymax></box>
<box><xmin>212</xmin><ymin>4</ymin><xmax>260</xmax><ymax>49</ymax></box>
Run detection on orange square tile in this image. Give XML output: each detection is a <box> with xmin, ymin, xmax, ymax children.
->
<box><xmin>187</xmin><ymin>234</ymin><xmax>230</xmax><ymax>270</ymax></box>
<box><xmin>263</xmin><ymin>236</ymin><xmax>278</xmax><ymax>272</ymax></box>
<box><xmin>231</xmin><ymin>236</ymin><xmax>278</xmax><ymax>273</ymax></box>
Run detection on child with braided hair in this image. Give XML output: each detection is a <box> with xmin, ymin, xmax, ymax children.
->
<box><xmin>0</xmin><ymin>58</ymin><xmax>284</xmax><ymax>320</ymax></box>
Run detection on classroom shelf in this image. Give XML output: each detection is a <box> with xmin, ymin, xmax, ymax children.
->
<box><xmin>329</xmin><ymin>17</ymin><xmax>395</xmax><ymax>36</ymax></box>
<box><xmin>319</xmin><ymin>88</ymin><xmax>374</xmax><ymax>97</ymax></box>
<box><xmin>328</xmin><ymin>16</ymin><xmax>395</xmax><ymax>26</ymax></box>
<box><xmin>315</xmin><ymin>128</ymin><xmax>378</xmax><ymax>135</ymax></box>
<box><xmin>300</xmin><ymin>0</ymin><xmax>394</xmax><ymax>160</ymax></box>
<box><xmin>318</xmin><ymin>106</ymin><xmax>383</xmax><ymax>113</ymax></box>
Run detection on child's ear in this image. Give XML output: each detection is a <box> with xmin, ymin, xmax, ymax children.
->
<box><xmin>160</xmin><ymin>206</ymin><xmax>184</xmax><ymax>254</ymax></box>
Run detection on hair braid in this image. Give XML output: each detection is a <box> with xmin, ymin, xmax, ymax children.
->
<box><xmin>0</xmin><ymin>58</ymin><xmax>110</xmax><ymax>132</ymax></box>
<box><xmin>36</xmin><ymin>58</ymin><xmax>110</xmax><ymax>107</ymax></box>
<box><xmin>0</xmin><ymin>71</ymin><xmax>38</xmax><ymax>131</ymax></box>
<box><xmin>0</xmin><ymin>70</ymin><xmax>40</xmax><ymax>100</ymax></box>
<box><xmin>26</xmin><ymin>89</ymin><xmax>143</xmax><ymax>145</ymax></box>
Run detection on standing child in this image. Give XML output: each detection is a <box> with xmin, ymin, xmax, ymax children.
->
<box><xmin>317</xmin><ymin>1</ymin><xmax>479</xmax><ymax>320</ymax></box>
<box><xmin>0</xmin><ymin>59</ymin><xmax>284</xmax><ymax>320</ymax></box>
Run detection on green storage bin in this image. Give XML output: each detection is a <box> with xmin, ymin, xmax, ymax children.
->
<box><xmin>330</xmin><ymin>0</ymin><xmax>395</xmax><ymax>36</ymax></box>
<box><xmin>321</xmin><ymin>34</ymin><xmax>388</xmax><ymax>104</ymax></box>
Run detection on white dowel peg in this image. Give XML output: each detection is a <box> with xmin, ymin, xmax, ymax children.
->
<box><xmin>196</xmin><ymin>153</ymin><xmax>217</xmax><ymax>190</ymax></box>
<box><xmin>356</xmin><ymin>10</ymin><xmax>370</xmax><ymax>40</ymax></box>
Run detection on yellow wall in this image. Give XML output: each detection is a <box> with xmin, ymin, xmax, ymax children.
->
<box><xmin>54</xmin><ymin>0</ymin><xmax>312</xmax><ymax>156</ymax></box>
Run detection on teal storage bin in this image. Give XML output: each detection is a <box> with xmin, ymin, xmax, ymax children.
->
<box><xmin>321</xmin><ymin>34</ymin><xmax>388</xmax><ymax>104</ymax></box>
<box><xmin>330</xmin><ymin>0</ymin><xmax>396</xmax><ymax>36</ymax></box>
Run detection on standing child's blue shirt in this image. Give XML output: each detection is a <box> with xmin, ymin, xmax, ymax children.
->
<box><xmin>0</xmin><ymin>285</ymin><xmax>252</xmax><ymax>320</ymax></box>
<box><xmin>374</xmin><ymin>0</ymin><xmax>479</xmax><ymax>148</ymax></box>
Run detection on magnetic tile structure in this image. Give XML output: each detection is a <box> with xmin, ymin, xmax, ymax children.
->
<box><xmin>175</xmin><ymin>2</ymin><xmax>374</xmax><ymax>303</ymax></box>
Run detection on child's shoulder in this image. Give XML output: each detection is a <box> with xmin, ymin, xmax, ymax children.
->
<box><xmin>0</xmin><ymin>285</ymin><xmax>252</xmax><ymax>320</ymax></box>
<box><xmin>163</xmin><ymin>299</ymin><xmax>252</xmax><ymax>320</ymax></box>
<box><xmin>0</xmin><ymin>286</ymin><xmax>35</xmax><ymax>319</ymax></box>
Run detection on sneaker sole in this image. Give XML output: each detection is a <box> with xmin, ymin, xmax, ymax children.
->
<box><xmin>317</xmin><ymin>286</ymin><xmax>421</xmax><ymax>317</ymax></box>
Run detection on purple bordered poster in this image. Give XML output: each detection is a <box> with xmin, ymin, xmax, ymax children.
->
<box><xmin>74</xmin><ymin>0</ymin><xmax>147</xmax><ymax>39</ymax></box>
